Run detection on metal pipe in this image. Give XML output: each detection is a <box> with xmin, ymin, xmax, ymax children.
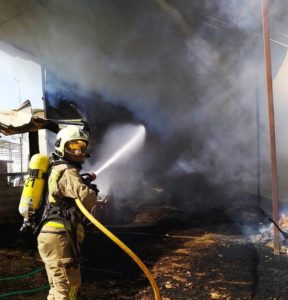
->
<box><xmin>256</xmin><ymin>87</ymin><xmax>261</xmax><ymax>205</ymax></box>
<box><xmin>262</xmin><ymin>0</ymin><xmax>280</xmax><ymax>255</ymax></box>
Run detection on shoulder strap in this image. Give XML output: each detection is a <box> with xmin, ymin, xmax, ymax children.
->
<box><xmin>51</xmin><ymin>159</ymin><xmax>69</xmax><ymax>167</ymax></box>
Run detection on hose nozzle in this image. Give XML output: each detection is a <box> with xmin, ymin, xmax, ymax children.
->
<box><xmin>89</xmin><ymin>172</ymin><xmax>96</xmax><ymax>181</ymax></box>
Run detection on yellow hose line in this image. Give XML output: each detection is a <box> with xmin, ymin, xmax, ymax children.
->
<box><xmin>75</xmin><ymin>199</ymin><xmax>161</xmax><ymax>300</ymax></box>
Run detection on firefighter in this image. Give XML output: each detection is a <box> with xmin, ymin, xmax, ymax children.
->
<box><xmin>37</xmin><ymin>125</ymin><xmax>98</xmax><ymax>300</ymax></box>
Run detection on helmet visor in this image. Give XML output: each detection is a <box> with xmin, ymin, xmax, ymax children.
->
<box><xmin>65</xmin><ymin>140</ymin><xmax>88</xmax><ymax>156</ymax></box>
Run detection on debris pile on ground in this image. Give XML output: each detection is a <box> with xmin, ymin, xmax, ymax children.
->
<box><xmin>258</xmin><ymin>213</ymin><xmax>288</xmax><ymax>254</ymax></box>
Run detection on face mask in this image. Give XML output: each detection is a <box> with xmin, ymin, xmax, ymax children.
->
<box><xmin>65</xmin><ymin>140</ymin><xmax>88</xmax><ymax>156</ymax></box>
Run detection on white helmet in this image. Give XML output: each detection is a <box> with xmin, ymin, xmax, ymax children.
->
<box><xmin>55</xmin><ymin>126</ymin><xmax>89</xmax><ymax>161</ymax></box>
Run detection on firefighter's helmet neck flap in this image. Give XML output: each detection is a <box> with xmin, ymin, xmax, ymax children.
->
<box><xmin>54</xmin><ymin>125</ymin><xmax>89</xmax><ymax>164</ymax></box>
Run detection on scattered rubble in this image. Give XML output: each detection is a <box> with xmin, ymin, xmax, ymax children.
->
<box><xmin>256</xmin><ymin>213</ymin><xmax>288</xmax><ymax>254</ymax></box>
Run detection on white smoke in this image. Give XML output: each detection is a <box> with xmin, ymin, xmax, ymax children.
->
<box><xmin>205</xmin><ymin>0</ymin><xmax>261</xmax><ymax>31</ymax></box>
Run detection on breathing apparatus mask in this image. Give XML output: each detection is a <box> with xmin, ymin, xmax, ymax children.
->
<box><xmin>55</xmin><ymin>125</ymin><xmax>90</xmax><ymax>163</ymax></box>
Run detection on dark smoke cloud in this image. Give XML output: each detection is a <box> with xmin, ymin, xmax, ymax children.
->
<box><xmin>1</xmin><ymin>0</ymin><xmax>288</xmax><ymax>210</ymax></box>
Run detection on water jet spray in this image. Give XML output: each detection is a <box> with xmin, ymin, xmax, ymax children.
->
<box><xmin>93</xmin><ymin>124</ymin><xmax>146</xmax><ymax>177</ymax></box>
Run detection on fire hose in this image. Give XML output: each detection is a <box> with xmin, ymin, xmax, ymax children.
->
<box><xmin>75</xmin><ymin>198</ymin><xmax>161</xmax><ymax>300</ymax></box>
<box><xmin>0</xmin><ymin>267</ymin><xmax>49</xmax><ymax>298</ymax></box>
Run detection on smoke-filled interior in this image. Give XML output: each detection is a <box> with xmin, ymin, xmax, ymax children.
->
<box><xmin>1</xmin><ymin>0</ymin><xmax>288</xmax><ymax>213</ymax></box>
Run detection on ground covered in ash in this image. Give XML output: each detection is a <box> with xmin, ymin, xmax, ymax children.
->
<box><xmin>0</xmin><ymin>199</ymin><xmax>288</xmax><ymax>299</ymax></box>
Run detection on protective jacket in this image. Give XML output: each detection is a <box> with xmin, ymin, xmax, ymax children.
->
<box><xmin>40</xmin><ymin>158</ymin><xmax>98</xmax><ymax>241</ymax></box>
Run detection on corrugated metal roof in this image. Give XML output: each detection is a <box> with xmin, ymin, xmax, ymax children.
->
<box><xmin>0</xmin><ymin>100</ymin><xmax>59</xmax><ymax>135</ymax></box>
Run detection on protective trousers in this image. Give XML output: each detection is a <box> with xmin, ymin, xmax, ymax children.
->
<box><xmin>38</xmin><ymin>231</ymin><xmax>81</xmax><ymax>300</ymax></box>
